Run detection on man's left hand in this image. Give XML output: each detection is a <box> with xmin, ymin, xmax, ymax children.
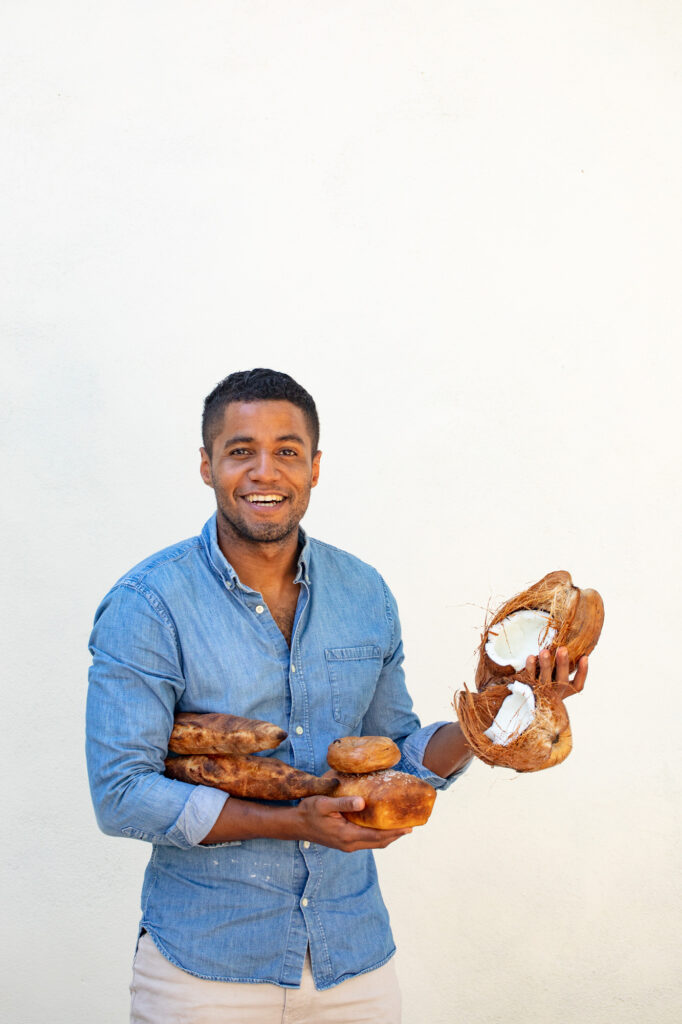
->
<box><xmin>525</xmin><ymin>646</ymin><xmax>588</xmax><ymax>701</ymax></box>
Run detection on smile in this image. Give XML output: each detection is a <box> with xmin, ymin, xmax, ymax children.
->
<box><xmin>242</xmin><ymin>494</ymin><xmax>287</xmax><ymax>507</ymax></box>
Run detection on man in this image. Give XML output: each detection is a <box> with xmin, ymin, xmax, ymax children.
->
<box><xmin>86</xmin><ymin>368</ymin><xmax>586</xmax><ymax>1023</ymax></box>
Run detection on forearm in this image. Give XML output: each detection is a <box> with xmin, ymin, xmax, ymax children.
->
<box><xmin>422</xmin><ymin>722</ymin><xmax>473</xmax><ymax>779</ymax></box>
<box><xmin>201</xmin><ymin>793</ymin><xmax>412</xmax><ymax>852</ymax></box>
<box><xmin>201</xmin><ymin>798</ymin><xmax>302</xmax><ymax>844</ymax></box>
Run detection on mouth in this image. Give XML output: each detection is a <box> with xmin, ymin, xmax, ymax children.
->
<box><xmin>240</xmin><ymin>493</ymin><xmax>288</xmax><ymax>510</ymax></box>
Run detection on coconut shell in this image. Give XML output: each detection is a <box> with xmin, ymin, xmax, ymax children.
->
<box><xmin>456</xmin><ymin>682</ymin><xmax>572</xmax><ymax>773</ymax></box>
<box><xmin>475</xmin><ymin>570</ymin><xmax>604</xmax><ymax>690</ymax></box>
<box><xmin>561</xmin><ymin>588</ymin><xmax>605</xmax><ymax>664</ymax></box>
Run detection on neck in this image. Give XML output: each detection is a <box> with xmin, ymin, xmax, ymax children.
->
<box><xmin>215</xmin><ymin>516</ymin><xmax>301</xmax><ymax>593</ymax></box>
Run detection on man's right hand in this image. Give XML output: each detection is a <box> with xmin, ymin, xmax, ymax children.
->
<box><xmin>200</xmin><ymin>791</ymin><xmax>412</xmax><ymax>848</ymax></box>
<box><xmin>294</xmin><ymin>794</ymin><xmax>412</xmax><ymax>852</ymax></box>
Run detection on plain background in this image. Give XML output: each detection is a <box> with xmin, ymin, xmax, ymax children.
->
<box><xmin>2</xmin><ymin>3</ymin><xmax>681</xmax><ymax>1022</ymax></box>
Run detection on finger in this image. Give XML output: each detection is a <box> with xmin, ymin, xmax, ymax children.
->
<box><xmin>555</xmin><ymin>656</ymin><xmax>589</xmax><ymax>699</ymax></box>
<box><xmin>371</xmin><ymin>831</ymin><xmax>412</xmax><ymax>850</ymax></box>
<box><xmin>538</xmin><ymin>648</ymin><xmax>552</xmax><ymax>686</ymax></box>
<box><xmin>572</xmin><ymin>655</ymin><xmax>588</xmax><ymax>694</ymax></box>
<box><xmin>554</xmin><ymin>646</ymin><xmax>570</xmax><ymax>684</ymax></box>
<box><xmin>339</xmin><ymin>819</ymin><xmax>412</xmax><ymax>841</ymax></box>
<box><xmin>317</xmin><ymin>795</ymin><xmax>366</xmax><ymax>815</ymax></box>
<box><xmin>357</xmin><ymin>826</ymin><xmax>411</xmax><ymax>842</ymax></box>
<box><xmin>347</xmin><ymin>828</ymin><xmax>413</xmax><ymax>851</ymax></box>
<box><xmin>526</xmin><ymin>654</ymin><xmax>537</xmax><ymax>681</ymax></box>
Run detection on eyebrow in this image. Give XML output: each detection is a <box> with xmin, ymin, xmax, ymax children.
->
<box><xmin>223</xmin><ymin>436</ymin><xmax>253</xmax><ymax>448</ymax></box>
<box><xmin>276</xmin><ymin>434</ymin><xmax>306</xmax><ymax>445</ymax></box>
<box><xmin>222</xmin><ymin>434</ymin><xmax>306</xmax><ymax>449</ymax></box>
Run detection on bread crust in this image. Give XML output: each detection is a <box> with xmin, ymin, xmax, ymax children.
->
<box><xmin>164</xmin><ymin>754</ymin><xmax>339</xmax><ymax>800</ymax></box>
<box><xmin>168</xmin><ymin>712</ymin><xmax>287</xmax><ymax>755</ymax></box>
<box><xmin>327</xmin><ymin>736</ymin><xmax>401</xmax><ymax>774</ymax></box>
<box><xmin>333</xmin><ymin>770</ymin><xmax>436</xmax><ymax>829</ymax></box>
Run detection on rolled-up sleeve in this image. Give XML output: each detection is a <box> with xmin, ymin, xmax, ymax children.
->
<box><xmin>86</xmin><ymin>582</ymin><xmax>228</xmax><ymax>847</ymax></box>
<box><xmin>361</xmin><ymin>577</ymin><xmax>470</xmax><ymax>791</ymax></box>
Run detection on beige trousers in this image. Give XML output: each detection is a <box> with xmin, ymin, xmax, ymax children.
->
<box><xmin>130</xmin><ymin>932</ymin><xmax>402</xmax><ymax>1024</ymax></box>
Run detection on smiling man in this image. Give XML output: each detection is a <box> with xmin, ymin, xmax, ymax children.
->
<box><xmin>204</xmin><ymin>398</ymin><xmax>321</xmax><ymax>548</ymax></box>
<box><xmin>86</xmin><ymin>369</ymin><xmax>585</xmax><ymax>1023</ymax></box>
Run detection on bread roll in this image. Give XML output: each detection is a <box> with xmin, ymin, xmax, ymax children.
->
<box><xmin>164</xmin><ymin>754</ymin><xmax>338</xmax><ymax>800</ymax></box>
<box><xmin>333</xmin><ymin>770</ymin><xmax>436</xmax><ymax>829</ymax></box>
<box><xmin>327</xmin><ymin>736</ymin><xmax>400</xmax><ymax>774</ymax></box>
<box><xmin>169</xmin><ymin>712</ymin><xmax>287</xmax><ymax>755</ymax></box>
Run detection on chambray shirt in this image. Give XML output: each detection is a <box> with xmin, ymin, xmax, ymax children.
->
<box><xmin>86</xmin><ymin>515</ymin><xmax>465</xmax><ymax>990</ymax></box>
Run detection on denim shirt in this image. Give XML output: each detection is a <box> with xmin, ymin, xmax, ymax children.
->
<box><xmin>86</xmin><ymin>514</ymin><xmax>465</xmax><ymax>990</ymax></box>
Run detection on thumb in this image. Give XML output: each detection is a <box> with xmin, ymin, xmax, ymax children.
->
<box><xmin>318</xmin><ymin>795</ymin><xmax>366</xmax><ymax>815</ymax></box>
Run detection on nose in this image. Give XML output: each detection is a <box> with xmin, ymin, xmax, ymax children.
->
<box><xmin>249</xmin><ymin>449</ymin><xmax>280</xmax><ymax>483</ymax></box>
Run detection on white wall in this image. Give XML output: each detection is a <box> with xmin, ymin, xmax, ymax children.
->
<box><xmin>2</xmin><ymin>2</ymin><xmax>680</xmax><ymax>1021</ymax></box>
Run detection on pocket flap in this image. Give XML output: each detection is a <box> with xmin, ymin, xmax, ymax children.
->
<box><xmin>325</xmin><ymin>645</ymin><xmax>381</xmax><ymax>662</ymax></box>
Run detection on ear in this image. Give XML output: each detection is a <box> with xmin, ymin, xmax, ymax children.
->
<box><xmin>311</xmin><ymin>450</ymin><xmax>322</xmax><ymax>488</ymax></box>
<box><xmin>199</xmin><ymin>447</ymin><xmax>214</xmax><ymax>488</ymax></box>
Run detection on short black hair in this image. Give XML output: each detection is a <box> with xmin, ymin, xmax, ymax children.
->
<box><xmin>202</xmin><ymin>368</ymin><xmax>320</xmax><ymax>456</ymax></box>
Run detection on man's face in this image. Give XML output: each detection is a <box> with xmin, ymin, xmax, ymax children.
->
<box><xmin>200</xmin><ymin>400</ymin><xmax>321</xmax><ymax>545</ymax></box>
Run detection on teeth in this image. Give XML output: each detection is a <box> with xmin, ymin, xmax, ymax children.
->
<box><xmin>245</xmin><ymin>494</ymin><xmax>285</xmax><ymax>503</ymax></box>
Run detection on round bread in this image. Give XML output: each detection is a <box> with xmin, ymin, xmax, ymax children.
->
<box><xmin>327</xmin><ymin>736</ymin><xmax>401</xmax><ymax>774</ymax></box>
<box><xmin>333</xmin><ymin>770</ymin><xmax>437</xmax><ymax>829</ymax></box>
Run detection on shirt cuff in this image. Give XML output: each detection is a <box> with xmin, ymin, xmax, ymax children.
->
<box><xmin>399</xmin><ymin>720</ymin><xmax>471</xmax><ymax>790</ymax></box>
<box><xmin>164</xmin><ymin>785</ymin><xmax>230</xmax><ymax>847</ymax></box>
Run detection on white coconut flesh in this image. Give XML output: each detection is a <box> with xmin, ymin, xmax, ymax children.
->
<box><xmin>485</xmin><ymin>609</ymin><xmax>557</xmax><ymax>671</ymax></box>
<box><xmin>484</xmin><ymin>682</ymin><xmax>536</xmax><ymax>746</ymax></box>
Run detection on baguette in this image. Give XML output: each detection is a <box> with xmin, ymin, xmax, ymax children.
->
<box><xmin>164</xmin><ymin>754</ymin><xmax>339</xmax><ymax>800</ymax></box>
<box><xmin>333</xmin><ymin>769</ymin><xmax>436</xmax><ymax>829</ymax></box>
<box><xmin>169</xmin><ymin>712</ymin><xmax>287</xmax><ymax>755</ymax></box>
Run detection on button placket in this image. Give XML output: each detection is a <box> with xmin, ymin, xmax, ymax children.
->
<box><xmin>287</xmin><ymin>585</ymin><xmax>313</xmax><ymax>771</ymax></box>
<box><xmin>290</xmin><ymin>655</ymin><xmax>306</xmax><ymax>744</ymax></box>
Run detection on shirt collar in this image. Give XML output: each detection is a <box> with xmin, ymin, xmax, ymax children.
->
<box><xmin>201</xmin><ymin>513</ymin><xmax>311</xmax><ymax>589</ymax></box>
<box><xmin>293</xmin><ymin>529</ymin><xmax>311</xmax><ymax>585</ymax></box>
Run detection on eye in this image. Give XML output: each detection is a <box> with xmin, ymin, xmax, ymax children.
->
<box><xmin>278</xmin><ymin>448</ymin><xmax>298</xmax><ymax>457</ymax></box>
<box><xmin>228</xmin><ymin>448</ymin><xmax>251</xmax><ymax>457</ymax></box>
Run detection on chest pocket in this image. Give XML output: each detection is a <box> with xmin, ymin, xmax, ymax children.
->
<box><xmin>325</xmin><ymin>645</ymin><xmax>383</xmax><ymax>730</ymax></box>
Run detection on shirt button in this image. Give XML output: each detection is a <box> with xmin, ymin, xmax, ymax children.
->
<box><xmin>291</xmin><ymin>665</ymin><xmax>296</xmax><ymax>673</ymax></box>
<box><xmin>303</xmin><ymin>841</ymin><xmax>310</xmax><ymax>849</ymax></box>
<box><xmin>255</xmin><ymin>605</ymin><xmax>264</xmax><ymax>614</ymax></box>
<box><xmin>295</xmin><ymin>726</ymin><xmax>303</xmax><ymax>735</ymax></box>
<box><xmin>301</xmin><ymin>897</ymin><xmax>309</xmax><ymax>907</ymax></box>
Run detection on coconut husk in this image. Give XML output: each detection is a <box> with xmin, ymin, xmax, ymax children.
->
<box><xmin>475</xmin><ymin>570</ymin><xmax>604</xmax><ymax>691</ymax></box>
<box><xmin>456</xmin><ymin>681</ymin><xmax>572</xmax><ymax>773</ymax></box>
<box><xmin>461</xmin><ymin>569</ymin><xmax>602</xmax><ymax>772</ymax></box>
